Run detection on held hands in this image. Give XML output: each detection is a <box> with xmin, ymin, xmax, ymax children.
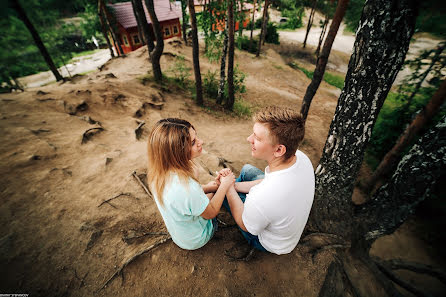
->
<box><xmin>215</xmin><ymin>168</ymin><xmax>235</xmax><ymax>188</ymax></box>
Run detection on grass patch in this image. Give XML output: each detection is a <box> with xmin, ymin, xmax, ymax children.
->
<box><xmin>71</xmin><ymin>49</ymin><xmax>102</xmax><ymax>59</ymax></box>
<box><xmin>287</xmin><ymin>62</ymin><xmax>345</xmax><ymax>89</ymax></box>
<box><xmin>233</xmin><ymin>99</ymin><xmax>252</xmax><ymax>117</ymax></box>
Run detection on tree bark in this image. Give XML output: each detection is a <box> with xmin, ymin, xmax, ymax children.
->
<box><xmin>256</xmin><ymin>0</ymin><xmax>269</xmax><ymax>57</ymax></box>
<box><xmin>303</xmin><ymin>0</ymin><xmax>318</xmax><ymax>48</ymax></box>
<box><xmin>145</xmin><ymin>0</ymin><xmax>164</xmax><ymax>81</ymax></box>
<box><xmin>310</xmin><ymin>0</ymin><xmax>418</xmax><ymax>237</ymax></box>
<box><xmin>249</xmin><ymin>0</ymin><xmax>256</xmax><ymax>43</ymax></box>
<box><xmin>315</xmin><ymin>14</ymin><xmax>329</xmax><ymax>58</ymax></box>
<box><xmin>362</xmin><ymin>79</ymin><xmax>446</xmax><ymax>194</ymax></box>
<box><xmin>181</xmin><ymin>0</ymin><xmax>188</xmax><ymax>45</ymax></box>
<box><xmin>188</xmin><ymin>0</ymin><xmax>203</xmax><ymax>105</ymax></box>
<box><xmin>225</xmin><ymin>0</ymin><xmax>235</xmax><ymax>110</ymax></box>
<box><xmin>101</xmin><ymin>0</ymin><xmax>125</xmax><ymax>56</ymax></box>
<box><xmin>131</xmin><ymin>0</ymin><xmax>146</xmax><ymax>46</ymax></box>
<box><xmin>217</xmin><ymin>21</ymin><xmax>229</xmax><ymax>105</ymax></box>
<box><xmin>300</xmin><ymin>0</ymin><xmax>349</xmax><ymax>121</ymax></box>
<box><xmin>132</xmin><ymin>0</ymin><xmax>155</xmax><ymax>53</ymax></box>
<box><xmin>353</xmin><ymin>115</ymin><xmax>445</xmax><ymax>251</ymax></box>
<box><xmin>11</xmin><ymin>0</ymin><xmax>63</xmax><ymax>82</ymax></box>
<box><xmin>97</xmin><ymin>3</ymin><xmax>115</xmax><ymax>58</ymax></box>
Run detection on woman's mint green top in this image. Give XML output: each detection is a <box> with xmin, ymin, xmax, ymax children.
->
<box><xmin>153</xmin><ymin>173</ymin><xmax>214</xmax><ymax>250</ymax></box>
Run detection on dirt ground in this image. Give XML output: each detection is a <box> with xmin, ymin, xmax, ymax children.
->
<box><xmin>1</xmin><ymin>37</ymin><xmax>445</xmax><ymax>297</ymax></box>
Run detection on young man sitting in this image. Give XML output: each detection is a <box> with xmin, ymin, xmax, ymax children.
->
<box><xmin>221</xmin><ymin>106</ymin><xmax>315</xmax><ymax>255</ymax></box>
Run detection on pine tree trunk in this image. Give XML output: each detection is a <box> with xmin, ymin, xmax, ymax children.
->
<box><xmin>11</xmin><ymin>0</ymin><xmax>63</xmax><ymax>82</ymax></box>
<box><xmin>131</xmin><ymin>0</ymin><xmax>146</xmax><ymax>46</ymax></box>
<box><xmin>262</xmin><ymin>8</ymin><xmax>268</xmax><ymax>45</ymax></box>
<box><xmin>303</xmin><ymin>0</ymin><xmax>317</xmax><ymax>48</ymax></box>
<box><xmin>98</xmin><ymin>8</ymin><xmax>115</xmax><ymax>58</ymax></box>
<box><xmin>145</xmin><ymin>0</ymin><xmax>164</xmax><ymax>81</ymax></box>
<box><xmin>188</xmin><ymin>0</ymin><xmax>203</xmax><ymax>105</ymax></box>
<box><xmin>315</xmin><ymin>14</ymin><xmax>329</xmax><ymax>57</ymax></box>
<box><xmin>132</xmin><ymin>0</ymin><xmax>155</xmax><ymax>53</ymax></box>
<box><xmin>249</xmin><ymin>0</ymin><xmax>256</xmax><ymax>43</ymax></box>
<box><xmin>353</xmin><ymin>115</ymin><xmax>446</xmax><ymax>252</ymax></box>
<box><xmin>181</xmin><ymin>0</ymin><xmax>188</xmax><ymax>45</ymax></box>
<box><xmin>225</xmin><ymin>0</ymin><xmax>235</xmax><ymax>110</ymax></box>
<box><xmin>300</xmin><ymin>0</ymin><xmax>349</xmax><ymax>120</ymax></box>
<box><xmin>238</xmin><ymin>0</ymin><xmax>244</xmax><ymax>43</ymax></box>
<box><xmin>217</xmin><ymin>22</ymin><xmax>229</xmax><ymax>105</ymax></box>
<box><xmin>362</xmin><ymin>79</ymin><xmax>446</xmax><ymax>194</ymax></box>
<box><xmin>310</xmin><ymin>0</ymin><xmax>418</xmax><ymax>237</ymax></box>
<box><xmin>256</xmin><ymin>0</ymin><xmax>269</xmax><ymax>57</ymax></box>
<box><xmin>101</xmin><ymin>1</ymin><xmax>125</xmax><ymax>56</ymax></box>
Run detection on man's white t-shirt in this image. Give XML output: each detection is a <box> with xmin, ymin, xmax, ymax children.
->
<box><xmin>242</xmin><ymin>150</ymin><xmax>315</xmax><ymax>255</ymax></box>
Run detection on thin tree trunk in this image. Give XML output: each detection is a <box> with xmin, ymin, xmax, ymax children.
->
<box><xmin>315</xmin><ymin>14</ymin><xmax>329</xmax><ymax>57</ymax></box>
<box><xmin>145</xmin><ymin>0</ymin><xmax>164</xmax><ymax>81</ymax></box>
<box><xmin>99</xmin><ymin>6</ymin><xmax>120</xmax><ymax>57</ymax></box>
<box><xmin>303</xmin><ymin>0</ymin><xmax>317</xmax><ymax>48</ymax></box>
<box><xmin>225</xmin><ymin>0</ymin><xmax>235</xmax><ymax>109</ymax></box>
<box><xmin>131</xmin><ymin>0</ymin><xmax>147</xmax><ymax>46</ymax></box>
<box><xmin>353</xmin><ymin>115</ymin><xmax>445</xmax><ymax>251</ymax></box>
<box><xmin>362</xmin><ymin>79</ymin><xmax>446</xmax><ymax>194</ymax></box>
<box><xmin>238</xmin><ymin>0</ymin><xmax>244</xmax><ymax>44</ymax></box>
<box><xmin>101</xmin><ymin>0</ymin><xmax>125</xmax><ymax>56</ymax></box>
<box><xmin>300</xmin><ymin>0</ymin><xmax>349</xmax><ymax>121</ymax></box>
<box><xmin>97</xmin><ymin>3</ymin><xmax>115</xmax><ymax>58</ymax></box>
<box><xmin>188</xmin><ymin>0</ymin><xmax>203</xmax><ymax>104</ymax></box>
<box><xmin>256</xmin><ymin>0</ymin><xmax>269</xmax><ymax>57</ymax></box>
<box><xmin>181</xmin><ymin>0</ymin><xmax>188</xmax><ymax>45</ymax></box>
<box><xmin>11</xmin><ymin>0</ymin><xmax>63</xmax><ymax>81</ymax></box>
<box><xmin>132</xmin><ymin>0</ymin><xmax>155</xmax><ymax>53</ymax></box>
<box><xmin>310</xmin><ymin>0</ymin><xmax>418</xmax><ymax>237</ymax></box>
<box><xmin>249</xmin><ymin>0</ymin><xmax>256</xmax><ymax>43</ymax></box>
<box><xmin>262</xmin><ymin>8</ymin><xmax>268</xmax><ymax>45</ymax></box>
<box><xmin>217</xmin><ymin>21</ymin><xmax>229</xmax><ymax>105</ymax></box>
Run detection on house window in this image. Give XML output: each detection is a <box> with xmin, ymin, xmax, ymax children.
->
<box><xmin>132</xmin><ymin>34</ymin><xmax>141</xmax><ymax>45</ymax></box>
<box><xmin>164</xmin><ymin>27</ymin><xmax>171</xmax><ymax>37</ymax></box>
<box><xmin>123</xmin><ymin>35</ymin><xmax>129</xmax><ymax>46</ymax></box>
<box><xmin>173</xmin><ymin>25</ymin><xmax>178</xmax><ymax>34</ymax></box>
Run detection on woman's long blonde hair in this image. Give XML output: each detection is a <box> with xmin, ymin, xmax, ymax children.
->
<box><xmin>147</xmin><ymin>118</ymin><xmax>197</xmax><ymax>206</ymax></box>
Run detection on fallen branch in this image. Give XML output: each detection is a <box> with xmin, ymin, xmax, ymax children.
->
<box><xmin>374</xmin><ymin>259</ymin><xmax>434</xmax><ymax>297</ymax></box>
<box><xmin>122</xmin><ymin>231</ymin><xmax>168</xmax><ymax>244</ymax></box>
<box><xmin>100</xmin><ymin>236</ymin><xmax>171</xmax><ymax>290</ymax></box>
<box><xmin>81</xmin><ymin>127</ymin><xmax>104</xmax><ymax>144</ymax></box>
<box><xmin>135</xmin><ymin>121</ymin><xmax>145</xmax><ymax>140</ymax></box>
<box><xmin>132</xmin><ymin>171</ymin><xmax>152</xmax><ymax>198</ymax></box>
<box><xmin>98</xmin><ymin>192</ymin><xmax>138</xmax><ymax>208</ymax></box>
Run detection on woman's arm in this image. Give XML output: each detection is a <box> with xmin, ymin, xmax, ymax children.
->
<box><xmin>200</xmin><ymin>174</ymin><xmax>234</xmax><ymax>219</ymax></box>
<box><xmin>202</xmin><ymin>181</ymin><xmax>219</xmax><ymax>193</ymax></box>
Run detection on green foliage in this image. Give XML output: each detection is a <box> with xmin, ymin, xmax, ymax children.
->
<box><xmin>265</xmin><ymin>22</ymin><xmax>280</xmax><ymax>44</ymax></box>
<box><xmin>233</xmin><ymin>99</ymin><xmax>252</xmax><ymax>117</ymax></box>
<box><xmin>254</xmin><ymin>18</ymin><xmax>263</xmax><ymax>29</ymax></box>
<box><xmin>236</xmin><ymin>35</ymin><xmax>258</xmax><ymax>53</ymax></box>
<box><xmin>278</xmin><ymin>5</ymin><xmax>304</xmax><ymax>30</ymax></box>
<box><xmin>288</xmin><ymin>62</ymin><xmax>346</xmax><ymax>89</ymax></box>
<box><xmin>202</xmin><ymin>65</ymin><xmax>247</xmax><ymax>101</ymax></box>
<box><xmin>203</xmin><ymin>70</ymin><xmax>219</xmax><ymax>98</ymax></box>
<box><xmin>167</xmin><ymin>56</ymin><xmax>192</xmax><ymax>87</ymax></box>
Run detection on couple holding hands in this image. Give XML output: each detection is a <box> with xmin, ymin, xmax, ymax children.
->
<box><xmin>147</xmin><ymin>106</ymin><xmax>315</xmax><ymax>255</ymax></box>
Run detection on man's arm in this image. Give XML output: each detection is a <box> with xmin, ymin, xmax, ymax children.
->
<box><xmin>202</xmin><ymin>181</ymin><xmax>218</xmax><ymax>193</ymax></box>
<box><xmin>226</xmin><ymin>185</ymin><xmax>248</xmax><ymax>231</ymax></box>
<box><xmin>234</xmin><ymin>179</ymin><xmax>263</xmax><ymax>194</ymax></box>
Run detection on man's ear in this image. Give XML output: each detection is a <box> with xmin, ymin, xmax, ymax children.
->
<box><xmin>274</xmin><ymin>144</ymin><xmax>286</xmax><ymax>158</ymax></box>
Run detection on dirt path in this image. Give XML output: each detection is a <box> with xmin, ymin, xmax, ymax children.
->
<box><xmin>1</xmin><ymin>38</ymin><xmax>445</xmax><ymax>297</ymax></box>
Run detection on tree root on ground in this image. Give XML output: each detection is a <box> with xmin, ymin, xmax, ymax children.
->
<box><xmin>99</xmin><ymin>236</ymin><xmax>171</xmax><ymax>291</ymax></box>
<box><xmin>122</xmin><ymin>231</ymin><xmax>168</xmax><ymax>244</ymax></box>
<box><xmin>225</xmin><ymin>246</ymin><xmax>256</xmax><ymax>262</ymax></box>
<box><xmin>131</xmin><ymin>171</ymin><xmax>152</xmax><ymax>198</ymax></box>
<box><xmin>135</xmin><ymin>120</ymin><xmax>145</xmax><ymax>140</ymax></box>
<box><xmin>98</xmin><ymin>192</ymin><xmax>139</xmax><ymax>208</ymax></box>
<box><xmin>81</xmin><ymin>127</ymin><xmax>104</xmax><ymax>144</ymax></box>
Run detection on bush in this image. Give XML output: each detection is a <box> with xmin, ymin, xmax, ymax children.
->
<box><xmin>167</xmin><ymin>56</ymin><xmax>191</xmax><ymax>87</ymax></box>
<box><xmin>203</xmin><ymin>66</ymin><xmax>247</xmax><ymax>102</ymax></box>
<box><xmin>255</xmin><ymin>18</ymin><xmax>263</xmax><ymax>29</ymax></box>
<box><xmin>279</xmin><ymin>7</ymin><xmax>304</xmax><ymax>29</ymax></box>
<box><xmin>237</xmin><ymin>35</ymin><xmax>258</xmax><ymax>53</ymax></box>
<box><xmin>203</xmin><ymin>70</ymin><xmax>219</xmax><ymax>98</ymax></box>
<box><xmin>265</xmin><ymin>22</ymin><xmax>280</xmax><ymax>44</ymax></box>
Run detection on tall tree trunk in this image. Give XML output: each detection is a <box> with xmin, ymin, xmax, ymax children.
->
<box><xmin>11</xmin><ymin>0</ymin><xmax>63</xmax><ymax>82</ymax></box>
<box><xmin>181</xmin><ymin>0</ymin><xmax>188</xmax><ymax>45</ymax></box>
<box><xmin>249</xmin><ymin>0</ymin><xmax>256</xmax><ymax>43</ymax></box>
<box><xmin>238</xmin><ymin>0</ymin><xmax>244</xmax><ymax>45</ymax></box>
<box><xmin>303</xmin><ymin>0</ymin><xmax>317</xmax><ymax>48</ymax></box>
<box><xmin>315</xmin><ymin>14</ymin><xmax>329</xmax><ymax>57</ymax></box>
<box><xmin>188</xmin><ymin>0</ymin><xmax>203</xmax><ymax>105</ymax></box>
<box><xmin>217</xmin><ymin>21</ymin><xmax>229</xmax><ymax>105</ymax></box>
<box><xmin>131</xmin><ymin>0</ymin><xmax>146</xmax><ymax>46</ymax></box>
<box><xmin>100</xmin><ymin>0</ymin><xmax>125</xmax><ymax>56</ymax></box>
<box><xmin>262</xmin><ymin>8</ymin><xmax>268</xmax><ymax>45</ymax></box>
<box><xmin>310</xmin><ymin>0</ymin><xmax>418</xmax><ymax>237</ymax></box>
<box><xmin>353</xmin><ymin>115</ymin><xmax>446</xmax><ymax>253</ymax></box>
<box><xmin>145</xmin><ymin>0</ymin><xmax>164</xmax><ymax>81</ymax></box>
<box><xmin>225</xmin><ymin>0</ymin><xmax>235</xmax><ymax>110</ymax></box>
<box><xmin>362</xmin><ymin>79</ymin><xmax>446</xmax><ymax>194</ymax></box>
<box><xmin>300</xmin><ymin>0</ymin><xmax>349</xmax><ymax>121</ymax></box>
<box><xmin>97</xmin><ymin>3</ymin><xmax>115</xmax><ymax>58</ymax></box>
<box><xmin>132</xmin><ymin>0</ymin><xmax>155</xmax><ymax>53</ymax></box>
<box><xmin>256</xmin><ymin>0</ymin><xmax>269</xmax><ymax>57</ymax></box>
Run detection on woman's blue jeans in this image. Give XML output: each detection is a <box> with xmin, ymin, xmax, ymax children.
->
<box><xmin>223</xmin><ymin>164</ymin><xmax>267</xmax><ymax>252</ymax></box>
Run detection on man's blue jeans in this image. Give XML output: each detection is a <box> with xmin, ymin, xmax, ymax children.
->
<box><xmin>223</xmin><ymin>164</ymin><xmax>267</xmax><ymax>252</ymax></box>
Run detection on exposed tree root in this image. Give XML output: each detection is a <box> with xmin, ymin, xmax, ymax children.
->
<box><xmin>122</xmin><ymin>231</ymin><xmax>168</xmax><ymax>244</ymax></box>
<box><xmin>374</xmin><ymin>259</ymin><xmax>434</xmax><ymax>297</ymax></box>
<box><xmin>98</xmin><ymin>192</ymin><xmax>138</xmax><ymax>208</ymax></box>
<box><xmin>318</xmin><ymin>259</ymin><xmax>345</xmax><ymax>297</ymax></box>
<box><xmin>100</xmin><ymin>236</ymin><xmax>171</xmax><ymax>290</ymax></box>
<box><xmin>132</xmin><ymin>171</ymin><xmax>152</xmax><ymax>198</ymax></box>
<box><xmin>135</xmin><ymin>120</ymin><xmax>145</xmax><ymax>140</ymax></box>
<box><xmin>373</xmin><ymin>257</ymin><xmax>446</xmax><ymax>285</ymax></box>
<box><xmin>225</xmin><ymin>246</ymin><xmax>256</xmax><ymax>262</ymax></box>
<box><xmin>301</xmin><ymin>232</ymin><xmax>346</xmax><ymax>243</ymax></box>
<box><xmin>311</xmin><ymin>244</ymin><xmax>350</xmax><ymax>262</ymax></box>
<box><xmin>81</xmin><ymin>127</ymin><xmax>104</xmax><ymax>144</ymax></box>
<box><xmin>73</xmin><ymin>269</ymin><xmax>89</xmax><ymax>288</ymax></box>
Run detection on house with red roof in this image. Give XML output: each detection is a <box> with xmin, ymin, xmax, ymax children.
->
<box><xmin>106</xmin><ymin>0</ymin><xmax>182</xmax><ymax>54</ymax></box>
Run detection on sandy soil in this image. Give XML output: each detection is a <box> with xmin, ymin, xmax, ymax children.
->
<box><xmin>1</xmin><ymin>36</ymin><xmax>445</xmax><ymax>297</ymax></box>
